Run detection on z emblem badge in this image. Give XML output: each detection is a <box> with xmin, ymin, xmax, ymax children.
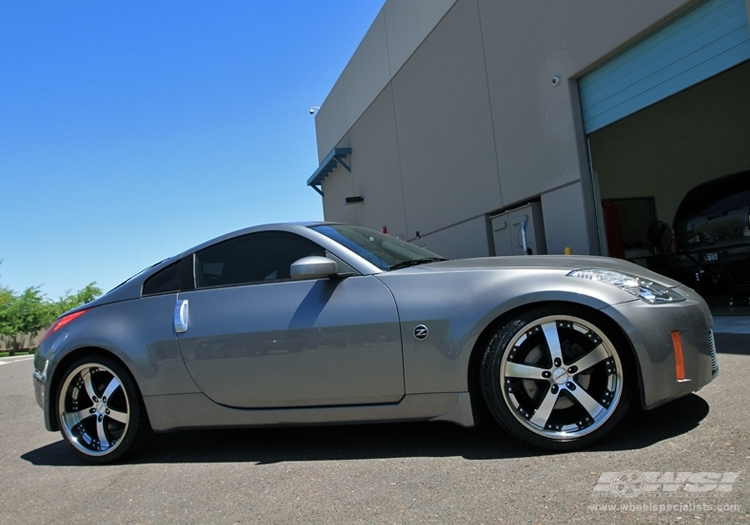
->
<box><xmin>414</xmin><ymin>324</ymin><xmax>429</xmax><ymax>340</ymax></box>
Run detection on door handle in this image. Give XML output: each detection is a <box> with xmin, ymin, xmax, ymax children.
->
<box><xmin>174</xmin><ymin>299</ymin><xmax>189</xmax><ymax>333</ymax></box>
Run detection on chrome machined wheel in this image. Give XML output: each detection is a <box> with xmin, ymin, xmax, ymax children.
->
<box><xmin>481</xmin><ymin>306</ymin><xmax>631</xmax><ymax>449</ymax></box>
<box><xmin>56</xmin><ymin>356</ymin><xmax>154</xmax><ymax>463</ymax></box>
<box><xmin>59</xmin><ymin>362</ymin><xmax>130</xmax><ymax>457</ymax></box>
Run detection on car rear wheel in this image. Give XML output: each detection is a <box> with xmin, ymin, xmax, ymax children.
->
<box><xmin>57</xmin><ymin>356</ymin><xmax>153</xmax><ymax>463</ymax></box>
<box><xmin>481</xmin><ymin>305</ymin><xmax>632</xmax><ymax>450</ymax></box>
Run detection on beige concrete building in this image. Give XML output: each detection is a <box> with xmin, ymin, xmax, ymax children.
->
<box><xmin>308</xmin><ymin>0</ymin><xmax>750</xmax><ymax>264</ymax></box>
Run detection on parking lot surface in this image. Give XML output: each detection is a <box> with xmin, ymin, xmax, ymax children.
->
<box><xmin>0</xmin><ymin>330</ymin><xmax>747</xmax><ymax>524</ymax></box>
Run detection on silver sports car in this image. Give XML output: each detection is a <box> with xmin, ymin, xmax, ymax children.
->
<box><xmin>33</xmin><ymin>223</ymin><xmax>718</xmax><ymax>463</ymax></box>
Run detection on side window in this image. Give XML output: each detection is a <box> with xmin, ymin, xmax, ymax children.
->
<box><xmin>142</xmin><ymin>257</ymin><xmax>194</xmax><ymax>296</ymax></box>
<box><xmin>195</xmin><ymin>232</ymin><xmax>326</xmax><ymax>289</ymax></box>
<box><xmin>143</xmin><ymin>260</ymin><xmax>181</xmax><ymax>296</ymax></box>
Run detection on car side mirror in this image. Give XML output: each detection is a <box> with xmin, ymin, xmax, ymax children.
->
<box><xmin>290</xmin><ymin>256</ymin><xmax>338</xmax><ymax>280</ymax></box>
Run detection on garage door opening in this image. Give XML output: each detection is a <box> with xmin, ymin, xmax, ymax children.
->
<box><xmin>588</xmin><ymin>60</ymin><xmax>750</xmax><ymax>309</ymax></box>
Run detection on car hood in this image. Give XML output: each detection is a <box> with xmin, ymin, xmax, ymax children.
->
<box><xmin>414</xmin><ymin>255</ymin><xmax>682</xmax><ymax>286</ymax></box>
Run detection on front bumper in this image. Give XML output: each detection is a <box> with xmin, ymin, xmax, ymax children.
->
<box><xmin>602</xmin><ymin>286</ymin><xmax>717</xmax><ymax>410</ymax></box>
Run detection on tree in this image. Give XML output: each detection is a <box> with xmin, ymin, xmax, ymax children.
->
<box><xmin>52</xmin><ymin>283</ymin><xmax>103</xmax><ymax>318</ymax></box>
<box><xmin>0</xmin><ymin>285</ymin><xmax>13</xmax><ymax>338</ymax></box>
<box><xmin>0</xmin><ymin>286</ymin><xmax>47</xmax><ymax>351</ymax></box>
<box><xmin>0</xmin><ymin>278</ymin><xmax>102</xmax><ymax>353</ymax></box>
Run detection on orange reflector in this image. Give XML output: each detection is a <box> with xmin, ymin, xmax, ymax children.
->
<box><xmin>671</xmin><ymin>330</ymin><xmax>685</xmax><ymax>381</ymax></box>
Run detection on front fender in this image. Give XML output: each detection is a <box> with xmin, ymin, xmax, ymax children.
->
<box><xmin>377</xmin><ymin>269</ymin><xmax>635</xmax><ymax>394</ymax></box>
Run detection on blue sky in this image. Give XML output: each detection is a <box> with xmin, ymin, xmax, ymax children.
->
<box><xmin>0</xmin><ymin>0</ymin><xmax>385</xmax><ymax>300</ymax></box>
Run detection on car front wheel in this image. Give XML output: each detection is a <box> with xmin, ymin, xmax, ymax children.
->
<box><xmin>481</xmin><ymin>306</ymin><xmax>632</xmax><ymax>450</ymax></box>
<box><xmin>57</xmin><ymin>356</ymin><xmax>153</xmax><ymax>463</ymax></box>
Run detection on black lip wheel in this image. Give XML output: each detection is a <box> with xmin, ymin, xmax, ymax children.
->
<box><xmin>57</xmin><ymin>356</ymin><xmax>152</xmax><ymax>463</ymax></box>
<box><xmin>481</xmin><ymin>306</ymin><xmax>632</xmax><ymax>450</ymax></box>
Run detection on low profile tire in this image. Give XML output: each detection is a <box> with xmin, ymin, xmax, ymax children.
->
<box><xmin>481</xmin><ymin>305</ymin><xmax>632</xmax><ymax>450</ymax></box>
<box><xmin>57</xmin><ymin>356</ymin><xmax>154</xmax><ymax>463</ymax></box>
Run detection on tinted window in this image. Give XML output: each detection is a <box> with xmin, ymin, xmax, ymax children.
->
<box><xmin>143</xmin><ymin>260</ymin><xmax>181</xmax><ymax>296</ymax></box>
<box><xmin>195</xmin><ymin>232</ymin><xmax>325</xmax><ymax>288</ymax></box>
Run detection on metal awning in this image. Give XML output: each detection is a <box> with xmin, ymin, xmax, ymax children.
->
<box><xmin>306</xmin><ymin>148</ymin><xmax>351</xmax><ymax>196</ymax></box>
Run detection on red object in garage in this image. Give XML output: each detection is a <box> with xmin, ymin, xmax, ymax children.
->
<box><xmin>601</xmin><ymin>200</ymin><xmax>625</xmax><ymax>259</ymax></box>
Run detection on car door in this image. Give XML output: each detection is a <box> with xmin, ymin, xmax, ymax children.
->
<box><xmin>174</xmin><ymin>230</ymin><xmax>404</xmax><ymax>408</ymax></box>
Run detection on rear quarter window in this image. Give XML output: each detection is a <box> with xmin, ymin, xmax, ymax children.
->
<box><xmin>142</xmin><ymin>261</ymin><xmax>181</xmax><ymax>296</ymax></box>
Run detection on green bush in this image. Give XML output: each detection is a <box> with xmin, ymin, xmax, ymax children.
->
<box><xmin>0</xmin><ymin>272</ymin><xmax>101</xmax><ymax>352</ymax></box>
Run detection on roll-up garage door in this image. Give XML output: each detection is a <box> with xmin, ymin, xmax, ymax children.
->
<box><xmin>580</xmin><ymin>0</ymin><xmax>750</xmax><ymax>134</ymax></box>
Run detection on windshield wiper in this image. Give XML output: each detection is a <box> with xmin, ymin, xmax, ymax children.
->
<box><xmin>389</xmin><ymin>258</ymin><xmax>446</xmax><ymax>271</ymax></box>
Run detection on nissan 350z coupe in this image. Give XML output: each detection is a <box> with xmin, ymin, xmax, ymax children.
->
<box><xmin>33</xmin><ymin>223</ymin><xmax>718</xmax><ymax>463</ymax></box>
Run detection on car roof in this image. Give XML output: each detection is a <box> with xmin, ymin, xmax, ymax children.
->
<box><xmin>673</xmin><ymin>169</ymin><xmax>750</xmax><ymax>226</ymax></box>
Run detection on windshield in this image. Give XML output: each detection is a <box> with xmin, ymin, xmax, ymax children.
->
<box><xmin>311</xmin><ymin>224</ymin><xmax>445</xmax><ymax>271</ymax></box>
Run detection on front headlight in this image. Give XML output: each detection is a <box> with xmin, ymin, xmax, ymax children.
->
<box><xmin>567</xmin><ymin>268</ymin><xmax>685</xmax><ymax>304</ymax></box>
